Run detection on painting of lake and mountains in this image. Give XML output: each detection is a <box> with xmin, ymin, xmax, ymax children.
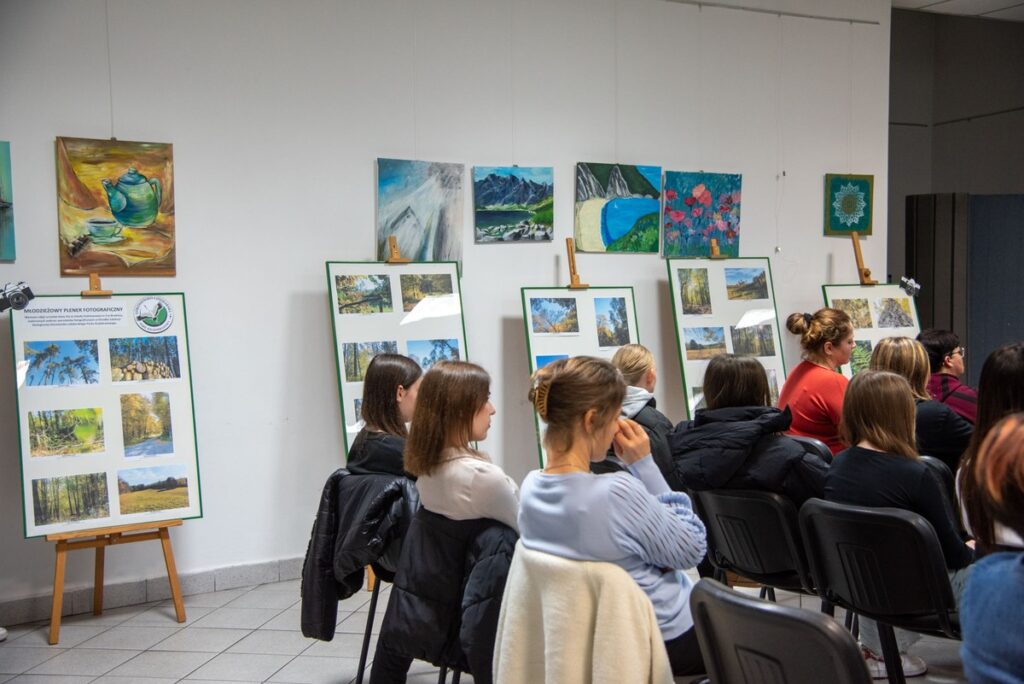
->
<box><xmin>474</xmin><ymin>167</ymin><xmax>553</xmax><ymax>243</ymax></box>
<box><xmin>575</xmin><ymin>163</ymin><xmax>661</xmax><ymax>253</ymax></box>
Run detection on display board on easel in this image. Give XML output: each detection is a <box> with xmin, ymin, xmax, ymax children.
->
<box><xmin>823</xmin><ymin>283</ymin><xmax>922</xmax><ymax>377</ymax></box>
<box><xmin>326</xmin><ymin>259</ymin><xmax>468</xmax><ymax>453</ymax></box>
<box><xmin>666</xmin><ymin>257</ymin><xmax>786</xmax><ymax>418</ymax></box>
<box><xmin>10</xmin><ymin>292</ymin><xmax>202</xmax><ymax>538</ymax></box>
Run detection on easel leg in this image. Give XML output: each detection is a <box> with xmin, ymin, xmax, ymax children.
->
<box><xmin>159</xmin><ymin>527</ymin><xmax>186</xmax><ymax>623</ymax></box>
<box><xmin>93</xmin><ymin>546</ymin><xmax>105</xmax><ymax>615</ymax></box>
<box><xmin>49</xmin><ymin>541</ymin><xmax>68</xmax><ymax>645</ymax></box>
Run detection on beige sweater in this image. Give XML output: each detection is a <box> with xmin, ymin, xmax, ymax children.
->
<box><xmin>493</xmin><ymin>542</ymin><xmax>674</xmax><ymax>684</ymax></box>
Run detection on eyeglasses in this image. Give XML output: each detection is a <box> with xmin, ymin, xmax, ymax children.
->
<box><xmin>948</xmin><ymin>347</ymin><xmax>966</xmax><ymax>358</ymax></box>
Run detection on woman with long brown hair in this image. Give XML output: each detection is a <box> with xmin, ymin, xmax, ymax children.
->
<box><xmin>346</xmin><ymin>353</ymin><xmax>422</xmax><ymax>475</ymax></box>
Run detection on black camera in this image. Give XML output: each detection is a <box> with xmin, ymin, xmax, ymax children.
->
<box><xmin>0</xmin><ymin>282</ymin><xmax>35</xmax><ymax>312</ymax></box>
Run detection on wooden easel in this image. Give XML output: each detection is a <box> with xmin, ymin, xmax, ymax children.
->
<box><xmin>709</xmin><ymin>238</ymin><xmax>727</xmax><ymax>259</ymax></box>
<box><xmin>850</xmin><ymin>232</ymin><xmax>878</xmax><ymax>285</ymax></box>
<box><xmin>385</xmin><ymin>235</ymin><xmax>410</xmax><ymax>264</ymax></box>
<box><xmin>81</xmin><ymin>272</ymin><xmax>112</xmax><ymax>297</ymax></box>
<box><xmin>565</xmin><ymin>238</ymin><xmax>588</xmax><ymax>289</ymax></box>
<box><xmin>47</xmin><ymin>520</ymin><xmax>185</xmax><ymax>644</ymax></box>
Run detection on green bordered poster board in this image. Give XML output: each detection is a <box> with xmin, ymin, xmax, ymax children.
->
<box><xmin>521</xmin><ymin>286</ymin><xmax>640</xmax><ymax>466</ymax></box>
<box><xmin>666</xmin><ymin>257</ymin><xmax>786</xmax><ymax>418</ymax></box>
<box><xmin>10</xmin><ymin>293</ymin><xmax>202</xmax><ymax>538</ymax></box>
<box><xmin>327</xmin><ymin>261</ymin><xmax>468</xmax><ymax>453</ymax></box>
<box><xmin>823</xmin><ymin>283</ymin><xmax>922</xmax><ymax>378</ymax></box>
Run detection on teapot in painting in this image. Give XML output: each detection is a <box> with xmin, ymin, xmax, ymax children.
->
<box><xmin>101</xmin><ymin>167</ymin><xmax>161</xmax><ymax>227</ymax></box>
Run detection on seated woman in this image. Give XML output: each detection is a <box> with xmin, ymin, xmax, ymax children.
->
<box><xmin>917</xmin><ymin>329</ymin><xmax>977</xmax><ymax>423</ymax></box>
<box><xmin>825</xmin><ymin>370</ymin><xmax>974</xmax><ymax>679</ymax></box>
<box><xmin>347</xmin><ymin>353</ymin><xmax>422</xmax><ymax>475</ymax></box>
<box><xmin>518</xmin><ymin>356</ymin><xmax>707</xmax><ymax>676</ymax></box>
<box><xmin>591</xmin><ymin>343</ymin><xmax>674</xmax><ymax>479</ymax></box>
<box><xmin>960</xmin><ymin>413</ymin><xmax>1024</xmax><ymax>683</ymax></box>
<box><xmin>667</xmin><ymin>354</ymin><xmax>828</xmax><ymax>505</ymax></box>
<box><xmin>778</xmin><ymin>308</ymin><xmax>855</xmax><ymax>455</ymax></box>
<box><xmin>869</xmin><ymin>336</ymin><xmax>972</xmax><ymax>473</ymax></box>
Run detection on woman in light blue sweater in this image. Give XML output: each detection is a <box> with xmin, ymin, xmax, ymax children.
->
<box><xmin>519</xmin><ymin>356</ymin><xmax>708</xmax><ymax>676</ymax></box>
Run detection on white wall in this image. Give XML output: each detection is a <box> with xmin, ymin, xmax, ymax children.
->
<box><xmin>0</xmin><ymin>0</ymin><xmax>891</xmax><ymax>601</ymax></box>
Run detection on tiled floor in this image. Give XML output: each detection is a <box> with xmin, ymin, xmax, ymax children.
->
<box><xmin>0</xmin><ymin>579</ymin><xmax>964</xmax><ymax>684</ymax></box>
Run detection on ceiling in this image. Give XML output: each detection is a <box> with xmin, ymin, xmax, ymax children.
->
<box><xmin>892</xmin><ymin>0</ymin><xmax>1024</xmax><ymax>22</ymax></box>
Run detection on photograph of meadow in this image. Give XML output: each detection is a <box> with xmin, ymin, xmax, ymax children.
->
<box><xmin>530</xmin><ymin>298</ymin><xmax>580</xmax><ymax>334</ymax></box>
<box><xmin>121</xmin><ymin>392</ymin><xmax>173</xmax><ymax>458</ymax></box>
<box><xmin>595</xmin><ymin>297</ymin><xmax>630</xmax><ymax>348</ymax></box>
<box><xmin>730</xmin><ymin>323</ymin><xmax>776</xmax><ymax>357</ymax></box>
<box><xmin>724</xmin><ymin>268</ymin><xmax>768</xmax><ymax>300</ymax></box>
<box><xmin>335</xmin><ymin>274</ymin><xmax>393</xmax><ymax>314</ymax></box>
<box><xmin>684</xmin><ymin>327</ymin><xmax>727</xmax><ymax>360</ymax></box>
<box><xmin>24</xmin><ymin>340</ymin><xmax>99</xmax><ymax>386</ymax></box>
<box><xmin>536</xmin><ymin>354</ymin><xmax>568</xmax><ymax>369</ymax></box>
<box><xmin>833</xmin><ymin>298</ymin><xmax>872</xmax><ymax>329</ymax></box>
<box><xmin>400</xmin><ymin>273</ymin><xmax>454</xmax><ymax>312</ymax></box>
<box><xmin>343</xmin><ymin>340</ymin><xmax>399</xmax><ymax>382</ymax></box>
<box><xmin>117</xmin><ymin>464</ymin><xmax>189</xmax><ymax>515</ymax></box>
<box><xmin>678</xmin><ymin>268</ymin><xmax>712</xmax><ymax>315</ymax></box>
<box><xmin>28</xmin><ymin>408</ymin><xmax>104</xmax><ymax>457</ymax></box>
<box><xmin>31</xmin><ymin>472</ymin><xmax>109</xmax><ymax>527</ymax></box>
<box><xmin>407</xmin><ymin>338</ymin><xmax>460</xmax><ymax>370</ymax></box>
<box><xmin>874</xmin><ymin>298</ymin><xmax>914</xmax><ymax>328</ymax></box>
<box><xmin>850</xmin><ymin>340</ymin><xmax>873</xmax><ymax>375</ymax></box>
<box><xmin>109</xmin><ymin>336</ymin><xmax>181</xmax><ymax>382</ymax></box>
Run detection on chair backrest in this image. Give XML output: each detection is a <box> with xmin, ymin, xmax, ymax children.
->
<box><xmin>788</xmin><ymin>435</ymin><xmax>833</xmax><ymax>464</ymax></box>
<box><xmin>691</xmin><ymin>489</ymin><xmax>814</xmax><ymax>592</ymax></box>
<box><xmin>798</xmin><ymin>498</ymin><xmax>958</xmax><ymax>636</ymax></box>
<box><xmin>919</xmin><ymin>455</ymin><xmax>963</xmax><ymax>530</ymax></box>
<box><xmin>690</xmin><ymin>578</ymin><xmax>871</xmax><ymax>684</ymax></box>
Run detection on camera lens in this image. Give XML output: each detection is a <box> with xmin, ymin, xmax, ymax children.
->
<box><xmin>9</xmin><ymin>291</ymin><xmax>28</xmax><ymax>310</ymax></box>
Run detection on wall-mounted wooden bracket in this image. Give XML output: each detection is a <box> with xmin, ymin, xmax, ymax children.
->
<box><xmin>566</xmin><ymin>238</ymin><xmax>589</xmax><ymax>289</ymax></box>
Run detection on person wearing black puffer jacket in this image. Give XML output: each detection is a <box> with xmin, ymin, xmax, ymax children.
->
<box><xmin>666</xmin><ymin>355</ymin><xmax>829</xmax><ymax>504</ymax></box>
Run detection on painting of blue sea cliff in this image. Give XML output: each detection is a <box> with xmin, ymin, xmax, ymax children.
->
<box><xmin>574</xmin><ymin>162</ymin><xmax>661</xmax><ymax>253</ymax></box>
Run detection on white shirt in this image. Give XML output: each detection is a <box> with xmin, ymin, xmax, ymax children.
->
<box><xmin>416</xmin><ymin>447</ymin><xmax>520</xmax><ymax>532</ymax></box>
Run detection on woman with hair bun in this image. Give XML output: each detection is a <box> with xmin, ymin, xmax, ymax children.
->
<box><xmin>777</xmin><ymin>308</ymin><xmax>855</xmax><ymax>455</ymax></box>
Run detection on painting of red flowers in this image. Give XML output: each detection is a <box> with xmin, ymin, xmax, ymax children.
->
<box><xmin>662</xmin><ymin>171</ymin><xmax>742</xmax><ymax>257</ymax></box>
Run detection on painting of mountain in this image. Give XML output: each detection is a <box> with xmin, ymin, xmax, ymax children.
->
<box><xmin>473</xmin><ymin>166</ymin><xmax>553</xmax><ymax>243</ymax></box>
<box><xmin>574</xmin><ymin>163</ymin><xmax>661</xmax><ymax>253</ymax></box>
<box><xmin>377</xmin><ymin>158</ymin><xmax>464</xmax><ymax>262</ymax></box>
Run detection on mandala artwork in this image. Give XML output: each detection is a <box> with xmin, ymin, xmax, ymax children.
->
<box><xmin>823</xmin><ymin>174</ymin><xmax>873</xmax><ymax>236</ymax></box>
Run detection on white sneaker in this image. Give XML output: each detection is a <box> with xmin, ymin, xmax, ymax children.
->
<box><xmin>0</xmin><ymin>627</ymin><xmax>7</xmax><ymax>642</ymax></box>
<box><xmin>862</xmin><ymin>647</ymin><xmax>928</xmax><ymax>679</ymax></box>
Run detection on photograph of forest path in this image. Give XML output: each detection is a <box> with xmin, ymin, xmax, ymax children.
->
<box><xmin>530</xmin><ymin>297</ymin><xmax>580</xmax><ymax>334</ymax></box>
<box><xmin>32</xmin><ymin>472</ymin><xmax>109</xmax><ymax>526</ymax></box>
<box><xmin>595</xmin><ymin>297</ymin><xmax>630</xmax><ymax>347</ymax></box>
<box><xmin>343</xmin><ymin>340</ymin><xmax>399</xmax><ymax>382</ymax></box>
<box><xmin>678</xmin><ymin>268</ymin><xmax>712</xmax><ymax>315</ymax></box>
<box><xmin>121</xmin><ymin>392</ymin><xmax>173</xmax><ymax>458</ymax></box>
<box><xmin>24</xmin><ymin>340</ymin><xmax>99</xmax><ymax>386</ymax></box>
<box><xmin>118</xmin><ymin>465</ymin><xmax>189</xmax><ymax>515</ymax></box>
<box><xmin>725</xmin><ymin>267</ymin><xmax>769</xmax><ymax>300</ymax></box>
<box><xmin>28</xmin><ymin>408</ymin><xmax>104</xmax><ymax>457</ymax></box>
<box><xmin>109</xmin><ymin>336</ymin><xmax>181</xmax><ymax>382</ymax></box>
<box><xmin>336</xmin><ymin>274</ymin><xmax>393</xmax><ymax>314</ymax></box>
<box><xmin>684</xmin><ymin>327</ymin><xmax>727</xmax><ymax>360</ymax></box>
<box><xmin>400</xmin><ymin>273</ymin><xmax>454</xmax><ymax>312</ymax></box>
<box><xmin>730</xmin><ymin>323</ymin><xmax>776</xmax><ymax>357</ymax></box>
<box><xmin>407</xmin><ymin>338</ymin><xmax>460</xmax><ymax>370</ymax></box>
<box><xmin>833</xmin><ymin>298</ymin><xmax>873</xmax><ymax>329</ymax></box>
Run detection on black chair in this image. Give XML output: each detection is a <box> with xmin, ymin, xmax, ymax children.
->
<box><xmin>799</xmin><ymin>499</ymin><xmax>960</xmax><ymax>684</ymax></box>
<box><xmin>789</xmin><ymin>434</ymin><xmax>833</xmax><ymax>464</ymax></box>
<box><xmin>919</xmin><ymin>455</ymin><xmax>966</xmax><ymax>536</ymax></box>
<box><xmin>690</xmin><ymin>578</ymin><xmax>871</xmax><ymax>684</ymax></box>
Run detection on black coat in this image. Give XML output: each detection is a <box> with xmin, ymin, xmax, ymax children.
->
<box><xmin>377</xmin><ymin>508</ymin><xmax>518</xmax><ymax>684</ymax></box>
<box><xmin>666</xmin><ymin>406</ymin><xmax>829</xmax><ymax>506</ymax></box>
<box><xmin>300</xmin><ymin>460</ymin><xmax>418</xmax><ymax>641</ymax></box>
<box><xmin>916</xmin><ymin>399</ymin><xmax>972</xmax><ymax>472</ymax></box>
<box><xmin>591</xmin><ymin>399</ymin><xmax>674</xmax><ymax>476</ymax></box>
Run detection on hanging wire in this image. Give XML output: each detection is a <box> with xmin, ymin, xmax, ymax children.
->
<box><xmin>411</xmin><ymin>5</ymin><xmax>419</xmax><ymax>159</ymax></box>
<box><xmin>613</xmin><ymin>0</ymin><xmax>620</xmax><ymax>161</ymax></box>
<box><xmin>509</xmin><ymin>0</ymin><xmax>516</xmax><ymax>164</ymax></box>
<box><xmin>847</xmin><ymin>20</ymin><xmax>854</xmax><ymax>173</ymax></box>
<box><xmin>104</xmin><ymin>0</ymin><xmax>115</xmax><ymax>139</ymax></box>
<box><xmin>773</xmin><ymin>14</ymin><xmax>784</xmax><ymax>253</ymax></box>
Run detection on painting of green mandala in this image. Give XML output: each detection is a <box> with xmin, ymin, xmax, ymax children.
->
<box><xmin>824</xmin><ymin>174</ymin><xmax>873</xmax><ymax>236</ymax></box>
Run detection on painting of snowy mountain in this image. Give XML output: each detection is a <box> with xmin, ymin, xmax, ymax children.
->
<box><xmin>473</xmin><ymin>166</ymin><xmax>553</xmax><ymax>243</ymax></box>
<box><xmin>376</xmin><ymin>158</ymin><xmax>465</xmax><ymax>262</ymax></box>
<box><xmin>574</xmin><ymin>162</ymin><xmax>661</xmax><ymax>254</ymax></box>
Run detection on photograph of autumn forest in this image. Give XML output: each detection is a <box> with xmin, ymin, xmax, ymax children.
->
<box><xmin>109</xmin><ymin>336</ymin><xmax>181</xmax><ymax>382</ymax></box>
<box><xmin>730</xmin><ymin>323</ymin><xmax>776</xmax><ymax>357</ymax></box>
<box><xmin>118</xmin><ymin>465</ymin><xmax>189</xmax><ymax>515</ymax></box>
<box><xmin>678</xmin><ymin>268</ymin><xmax>712</xmax><ymax>315</ymax></box>
<box><xmin>24</xmin><ymin>340</ymin><xmax>99</xmax><ymax>386</ymax></box>
<box><xmin>28</xmin><ymin>408</ymin><xmax>104</xmax><ymax>457</ymax></box>
<box><xmin>530</xmin><ymin>297</ymin><xmax>580</xmax><ymax>334</ymax></box>
<box><xmin>336</xmin><ymin>274</ymin><xmax>393</xmax><ymax>314</ymax></box>
<box><xmin>400</xmin><ymin>273</ymin><xmax>454</xmax><ymax>312</ymax></box>
<box><xmin>343</xmin><ymin>340</ymin><xmax>399</xmax><ymax>382</ymax></box>
<box><xmin>32</xmin><ymin>472</ymin><xmax>109</xmax><ymax>526</ymax></box>
<box><xmin>121</xmin><ymin>392</ymin><xmax>174</xmax><ymax>458</ymax></box>
<box><xmin>595</xmin><ymin>297</ymin><xmax>630</xmax><ymax>347</ymax></box>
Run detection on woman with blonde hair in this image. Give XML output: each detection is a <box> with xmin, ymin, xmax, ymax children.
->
<box><xmin>777</xmin><ymin>308</ymin><xmax>855</xmax><ymax>454</ymax></box>
<box><xmin>824</xmin><ymin>370</ymin><xmax>974</xmax><ymax>678</ymax></box>
<box><xmin>870</xmin><ymin>336</ymin><xmax>972</xmax><ymax>472</ymax></box>
<box><xmin>518</xmin><ymin>356</ymin><xmax>707</xmax><ymax>675</ymax></box>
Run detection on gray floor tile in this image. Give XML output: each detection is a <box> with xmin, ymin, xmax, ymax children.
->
<box><xmin>150</xmin><ymin>628</ymin><xmax>249</xmax><ymax>654</ymax></box>
<box><xmin>77</xmin><ymin>627</ymin><xmax>181</xmax><ymax>651</ymax></box>
<box><xmin>60</xmin><ymin>605</ymin><xmax>152</xmax><ymax>627</ymax></box>
<box><xmin>9</xmin><ymin>626</ymin><xmax>109</xmax><ymax>649</ymax></box>
<box><xmin>184</xmin><ymin>681</ymin><xmax>259</xmax><ymax>684</ymax></box>
<box><xmin>225</xmin><ymin>631</ymin><xmax>316</xmax><ymax>656</ymax></box>
<box><xmin>0</xmin><ymin>675</ymin><xmax>13</xmax><ymax>684</ymax></box>
<box><xmin>0</xmin><ymin>649</ymin><xmax>64</xmax><ymax>676</ymax></box>
<box><xmin>301</xmin><ymin>632</ymin><xmax>374</xmax><ymax>660</ymax></box>
<box><xmin>258</xmin><ymin>611</ymin><xmax>301</xmax><ymax>632</ymax></box>
<box><xmin>6</xmin><ymin>675</ymin><xmax>94</xmax><ymax>684</ymax></box>
<box><xmin>266</xmin><ymin>656</ymin><xmax>360</xmax><ymax>684</ymax></box>
<box><xmin>190</xmin><ymin>608</ymin><xmax>281</xmax><ymax>630</ymax></box>
<box><xmin>224</xmin><ymin>593</ymin><xmax>298</xmax><ymax>610</ymax></box>
<box><xmin>184</xmin><ymin>653</ymin><xmax>291</xmax><ymax>682</ymax></box>
<box><xmin>105</xmin><ymin>650</ymin><xmax>216</xmax><ymax>679</ymax></box>
<box><xmin>27</xmin><ymin>649</ymin><xmax>138</xmax><ymax>677</ymax></box>
<box><xmin>180</xmin><ymin>590</ymin><xmax>251</xmax><ymax>609</ymax></box>
<box><xmin>257</xmin><ymin>580</ymin><xmax>301</xmax><ymax>593</ymax></box>
<box><xmin>0</xmin><ymin>625</ymin><xmax>47</xmax><ymax>645</ymax></box>
<box><xmin>119</xmin><ymin>605</ymin><xmax>213</xmax><ymax>627</ymax></box>
<box><xmin>335</xmin><ymin>595</ymin><xmax>369</xmax><ymax>614</ymax></box>
<box><xmin>333</xmin><ymin>614</ymin><xmax>379</xmax><ymax>636</ymax></box>
<box><xmin>90</xmin><ymin>677</ymin><xmax>178</xmax><ymax>684</ymax></box>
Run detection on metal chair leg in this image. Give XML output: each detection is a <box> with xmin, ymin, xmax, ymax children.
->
<box><xmin>452</xmin><ymin>671</ymin><xmax>461</xmax><ymax>684</ymax></box>
<box><xmin>355</xmin><ymin>578</ymin><xmax>382</xmax><ymax>684</ymax></box>
<box><xmin>877</xmin><ymin>623</ymin><xmax>906</xmax><ymax>684</ymax></box>
<box><xmin>437</xmin><ymin>666</ymin><xmax>448</xmax><ymax>683</ymax></box>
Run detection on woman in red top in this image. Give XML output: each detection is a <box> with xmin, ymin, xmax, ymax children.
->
<box><xmin>777</xmin><ymin>308</ymin><xmax>855</xmax><ymax>455</ymax></box>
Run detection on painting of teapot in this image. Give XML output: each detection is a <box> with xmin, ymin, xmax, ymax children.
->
<box><xmin>101</xmin><ymin>166</ymin><xmax>161</xmax><ymax>227</ymax></box>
